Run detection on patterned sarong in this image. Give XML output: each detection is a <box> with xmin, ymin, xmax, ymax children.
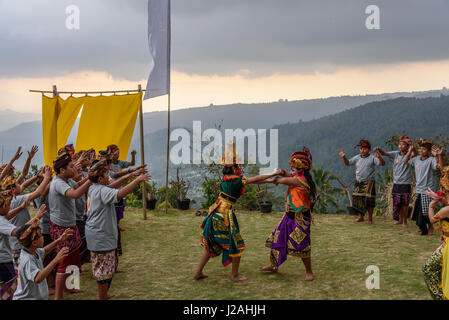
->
<box><xmin>423</xmin><ymin>243</ymin><xmax>444</xmax><ymax>300</ymax></box>
<box><xmin>352</xmin><ymin>180</ymin><xmax>376</xmax><ymax>215</ymax></box>
<box><xmin>0</xmin><ymin>262</ymin><xmax>17</xmax><ymax>300</ymax></box>
<box><xmin>265</xmin><ymin>210</ymin><xmax>311</xmax><ymax>269</ymax></box>
<box><xmin>392</xmin><ymin>184</ymin><xmax>411</xmax><ymax>221</ymax></box>
<box><xmin>91</xmin><ymin>250</ymin><xmax>116</xmax><ymax>282</ymax></box>
<box><xmin>200</xmin><ymin>209</ymin><xmax>245</xmax><ymax>267</ymax></box>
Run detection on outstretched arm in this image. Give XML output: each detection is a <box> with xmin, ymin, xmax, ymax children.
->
<box><xmin>34</xmin><ymin>248</ymin><xmax>69</xmax><ymax>283</ymax></box>
<box><xmin>403</xmin><ymin>145</ymin><xmax>414</xmax><ymax>164</ymax></box>
<box><xmin>65</xmin><ymin>180</ymin><xmax>92</xmax><ymax>199</ymax></box>
<box><xmin>5</xmin><ymin>200</ymin><xmax>29</xmax><ymax>220</ymax></box>
<box><xmin>44</xmin><ymin>228</ymin><xmax>73</xmax><ymax>256</ymax></box>
<box><xmin>0</xmin><ymin>147</ymin><xmax>22</xmax><ymax>181</ymax></box>
<box><xmin>117</xmin><ymin>174</ymin><xmax>150</xmax><ymax>199</ymax></box>
<box><xmin>246</xmin><ymin>168</ymin><xmax>282</xmax><ymax>184</ymax></box>
<box><xmin>432</xmin><ymin>145</ymin><xmax>445</xmax><ymax>170</ymax></box>
<box><xmin>338</xmin><ymin>149</ymin><xmax>350</xmax><ymax>166</ymax></box>
<box><xmin>128</xmin><ymin>150</ymin><xmax>137</xmax><ymax>167</ymax></box>
<box><xmin>373</xmin><ymin>151</ymin><xmax>385</xmax><ymax>166</ymax></box>
<box><xmin>17</xmin><ymin>145</ymin><xmax>38</xmax><ymax>184</ymax></box>
<box><xmin>373</xmin><ymin>147</ymin><xmax>390</xmax><ymax>157</ymax></box>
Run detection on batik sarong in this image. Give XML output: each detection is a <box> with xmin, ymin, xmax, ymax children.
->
<box><xmin>50</xmin><ymin>221</ymin><xmax>82</xmax><ymax>273</ymax></box>
<box><xmin>392</xmin><ymin>184</ymin><xmax>411</xmax><ymax>221</ymax></box>
<box><xmin>91</xmin><ymin>250</ymin><xmax>116</xmax><ymax>282</ymax></box>
<box><xmin>201</xmin><ymin>208</ymin><xmax>245</xmax><ymax>267</ymax></box>
<box><xmin>423</xmin><ymin>243</ymin><xmax>444</xmax><ymax>300</ymax></box>
<box><xmin>265</xmin><ymin>210</ymin><xmax>311</xmax><ymax>269</ymax></box>
<box><xmin>352</xmin><ymin>180</ymin><xmax>376</xmax><ymax>215</ymax></box>
<box><xmin>0</xmin><ymin>262</ymin><xmax>17</xmax><ymax>300</ymax></box>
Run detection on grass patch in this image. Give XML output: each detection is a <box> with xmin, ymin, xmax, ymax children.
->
<box><xmin>38</xmin><ymin>208</ymin><xmax>438</xmax><ymax>300</ymax></box>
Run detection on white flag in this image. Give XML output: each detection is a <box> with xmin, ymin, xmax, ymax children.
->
<box><xmin>144</xmin><ymin>0</ymin><xmax>171</xmax><ymax>100</ymax></box>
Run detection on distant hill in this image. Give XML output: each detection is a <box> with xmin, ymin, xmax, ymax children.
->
<box><xmin>0</xmin><ymin>88</ymin><xmax>448</xmax><ymax>180</ymax></box>
<box><xmin>275</xmin><ymin>95</ymin><xmax>449</xmax><ymax>184</ymax></box>
<box><xmin>137</xmin><ymin>88</ymin><xmax>449</xmax><ymax>136</ymax></box>
<box><xmin>0</xmin><ymin>109</ymin><xmax>40</xmax><ymax>131</ymax></box>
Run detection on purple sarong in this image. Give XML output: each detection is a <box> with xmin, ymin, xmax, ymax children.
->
<box><xmin>265</xmin><ymin>211</ymin><xmax>311</xmax><ymax>269</ymax></box>
<box><xmin>115</xmin><ymin>198</ymin><xmax>125</xmax><ymax>222</ymax></box>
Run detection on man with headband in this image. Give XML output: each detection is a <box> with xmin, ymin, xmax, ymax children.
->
<box><xmin>85</xmin><ymin>159</ymin><xmax>149</xmax><ymax>299</ymax></box>
<box><xmin>375</xmin><ymin>135</ymin><xmax>415</xmax><ymax>227</ymax></box>
<box><xmin>405</xmin><ymin>139</ymin><xmax>445</xmax><ymax>235</ymax></box>
<box><xmin>48</xmin><ymin>152</ymin><xmax>92</xmax><ymax>300</ymax></box>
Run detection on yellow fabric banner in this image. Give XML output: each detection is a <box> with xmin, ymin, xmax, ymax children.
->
<box><xmin>75</xmin><ymin>93</ymin><xmax>142</xmax><ymax>160</ymax></box>
<box><xmin>42</xmin><ymin>96</ymin><xmax>61</xmax><ymax>166</ymax></box>
<box><xmin>56</xmin><ymin>96</ymin><xmax>85</xmax><ymax>151</ymax></box>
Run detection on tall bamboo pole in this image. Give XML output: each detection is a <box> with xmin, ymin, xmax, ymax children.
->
<box><xmin>138</xmin><ymin>84</ymin><xmax>148</xmax><ymax>220</ymax></box>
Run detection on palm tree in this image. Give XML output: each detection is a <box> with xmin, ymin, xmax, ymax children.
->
<box><xmin>312</xmin><ymin>167</ymin><xmax>344</xmax><ymax>214</ymax></box>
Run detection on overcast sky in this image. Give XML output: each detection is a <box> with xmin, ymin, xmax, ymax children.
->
<box><xmin>1</xmin><ymin>0</ymin><xmax>449</xmax><ymax>113</ymax></box>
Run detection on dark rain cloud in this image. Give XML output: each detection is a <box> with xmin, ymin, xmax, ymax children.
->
<box><xmin>1</xmin><ymin>0</ymin><xmax>449</xmax><ymax>80</ymax></box>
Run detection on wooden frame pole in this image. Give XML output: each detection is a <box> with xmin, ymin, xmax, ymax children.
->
<box><xmin>138</xmin><ymin>84</ymin><xmax>148</xmax><ymax>220</ymax></box>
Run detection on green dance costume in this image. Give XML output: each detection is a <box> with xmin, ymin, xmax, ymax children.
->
<box><xmin>200</xmin><ymin>175</ymin><xmax>247</xmax><ymax>267</ymax></box>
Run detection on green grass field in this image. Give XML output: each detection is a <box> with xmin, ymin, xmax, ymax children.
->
<box><xmin>57</xmin><ymin>208</ymin><xmax>439</xmax><ymax>300</ymax></box>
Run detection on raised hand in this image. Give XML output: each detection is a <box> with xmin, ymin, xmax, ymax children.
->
<box><xmin>28</xmin><ymin>145</ymin><xmax>39</xmax><ymax>159</ymax></box>
<box><xmin>426</xmin><ymin>188</ymin><xmax>444</xmax><ymax>201</ymax></box>
<box><xmin>55</xmin><ymin>247</ymin><xmax>69</xmax><ymax>263</ymax></box>
<box><xmin>43</xmin><ymin>166</ymin><xmax>52</xmax><ymax>179</ymax></box>
<box><xmin>272</xmin><ymin>168</ymin><xmax>283</xmax><ymax>176</ymax></box>
<box><xmin>36</xmin><ymin>204</ymin><xmax>47</xmax><ymax>220</ymax></box>
<box><xmin>338</xmin><ymin>149</ymin><xmax>346</xmax><ymax>158</ymax></box>
<box><xmin>59</xmin><ymin>229</ymin><xmax>73</xmax><ymax>242</ymax></box>
<box><xmin>131</xmin><ymin>150</ymin><xmax>137</xmax><ymax>156</ymax></box>
<box><xmin>13</xmin><ymin>147</ymin><xmax>23</xmax><ymax>161</ymax></box>
<box><xmin>431</xmin><ymin>145</ymin><xmax>443</xmax><ymax>157</ymax></box>
<box><xmin>138</xmin><ymin>173</ymin><xmax>151</xmax><ymax>182</ymax></box>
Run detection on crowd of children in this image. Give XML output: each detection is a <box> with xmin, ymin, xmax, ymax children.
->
<box><xmin>0</xmin><ymin>144</ymin><xmax>149</xmax><ymax>300</ymax></box>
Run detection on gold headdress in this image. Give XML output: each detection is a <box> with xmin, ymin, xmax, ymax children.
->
<box><xmin>221</xmin><ymin>141</ymin><xmax>242</xmax><ymax>167</ymax></box>
<box><xmin>289</xmin><ymin>147</ymin><xmax>313</xmax><ymax>170</ymax></box>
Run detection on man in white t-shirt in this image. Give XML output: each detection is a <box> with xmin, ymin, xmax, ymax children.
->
<box><xmin>375</xmin><ymin>135</ymin><xmax>415</xmax><ymax>227</ymax></box>
<box><xmin>339</xmin><ymin>139</ymin><xmax>385</xmax><ymax>224</ymax></box>
<box><xmin>404</xmin><ymin>139</ymin><xmax>445</xmax><ymax>235</ymax></box>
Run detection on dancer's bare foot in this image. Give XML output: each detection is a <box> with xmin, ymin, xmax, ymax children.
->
<box><xmin>354</xmin><ymin>217</ymin><xmax>364</xmax><ymax>222</ymax></box>
<box><xmin>305</xmin><ymin>273</ymin><xmax>315</xmax><ymax>281</ymax></box>
<box><xmin>393</xmin><ymin>221</ymin><xmax>401</xmax><ymax>225</ymax></box>
<box><xmin>366</xmin><ymin>220</ymin><xmax>373</xmax><ymax>225</ymax></box>
<box><xmin>194</xmin><ymin>272</ymin><xmax>208</xmax><ymax>280</ymax></box>
<box><xmin>259</xmin><ymin>265</ymin><xmax>278</xmax><ymax>273</ymax></box>
<box><xmin>230</xmin><ymin>274</ymin><xmax>248</xmax><ymax>282</ymax></box>
<box><xmin>106</xmin><ymin>293</ymin><xmax>115</xmax><ymax>300</ymax></box>
<box><xmin>119</xmin><ymin>227</ymin><xmax>126</xmax><ymax>231</ymax></box>
<box><xmin>402</xmin><ymin>223</ymin><xmax>408</xmax><ymax>228</ymax></box>
<box><xmin>115</xmin><ymin>269</ymin><xmax>125</xmax><ymax>274</ymax></box>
